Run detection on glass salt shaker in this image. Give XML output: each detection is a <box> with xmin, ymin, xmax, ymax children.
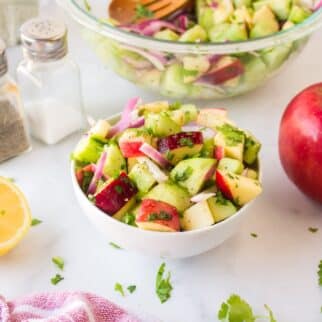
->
<box><xmin>0</xmin><ymin>38</ymin><xmax>31</xmax><ymax>163</ymax></box>
<box><xmin>17</xmin><ymin>17</ymin><xmax>86</xmax><ymax>145</ymax></box>
<box><xmin>0</xmin><ymin>0</ymin><xmax>39</xmax><ymax>47</ymax></box>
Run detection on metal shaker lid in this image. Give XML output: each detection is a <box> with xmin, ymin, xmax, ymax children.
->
<box><xmin>0</xmin><ymin>38</ymin><xmax>8</xmax><ymax>77</ymax></box>
<box><xmin>20</xmin><ymin>17</ymin><xmax>68</xmax><ymax>61</ymax></box>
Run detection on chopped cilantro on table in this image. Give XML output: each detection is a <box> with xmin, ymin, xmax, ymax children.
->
<box><xmin>127</xmin><ymin>285</ymin><xmax>137</xmax><ymax>294</ymax></box>
<box><xmin>156</xmin><ymin>263</ymin><xmax>173</xmax><ymax>304</ymax></box>
<box><xmin>218</xmin><ymin>294</ymin><xmax>277</xmax><ymax>322</ymax></box>
<box><xmin>109</xmin><ymin>242</ymin><xmax>122</xmax><ymax>249</ymax></box>
<box><xmin>51</xmin><ymin>274</ymin><xmax>64</xmax><ymax>286</ymax></box>
<box><xmin>318</xmin><ymin>260</ymin><xmax>322</xmax><ymax>286</ymax></box>
<box><xmin>115</xmin><ymin>283</ymin><xmax>125</xmax><ymax>297</ymax></box>
<box><xmin>31</xmin><ymin>218</ymin><xmax>42</xmax><ymax>226</ymax></box>
<box><xmin>52</xmin><ymin>257</ymin><xmax>64</xmax><ymax>270</ymax></box>
<box><xmin>308</xmin><ymin>227</ymin><xmax>319</xmax><ymax>233</ymax></box>
<box><xmin>135</xmin><ymin>4</ymin><xmax>153</xmax><ymax>20</ymax></box>
<box><xmin>250</xmin><ymin>233</ymin><xmax>258</xmax><ymax>238</ymax></box>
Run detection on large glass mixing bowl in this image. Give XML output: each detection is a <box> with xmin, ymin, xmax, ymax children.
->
<box><xmin>59</xmin><ymin>0</ymin><xmax>322</xmax><ymax>99</ymax></box>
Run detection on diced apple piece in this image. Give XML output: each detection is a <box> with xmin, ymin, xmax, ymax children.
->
<box><xmin>144</xmin><ymin>182</ymin><xmax>191</xmax><ymax>212</ymax></box>
<box><xmin>215</xmin><ymin>170</ymin><xmax>262</xmax><ymax>206</ymax></box>
<box><xmin>129</xmin><ymin>162</ymin><xmax>156</xmax><ymax>195</ymax></box>
<box><xmin>118</xmin><ymin>128</ymin><xmax>152</xmax><ymax>158</ymax></box>
<box><xmin>157</xmin><ymin>131</ymin><xmax>203</xmax><ymax>165</ymax></box>
<box><xmin>170</xmin><ymin>158</ymin><xmax>216</xmax><ymax>195</ymax></box>
<box><xmin>95</xmin><ymin>172</ymin><xmax>138</xmax><ymax>219</ymax></box>
<box><xmin>138</xmin><ymin>101</ymin><xmax>169</xmax><ymax>115</ymax></box>
<box><xmin>198</xmin><ymin>58</ymin><xmax>244</xmax><ymax>85</ymax></box>
<box><xmin>136</xmin><ymin>199</ymin><xmax>180</xmax><ymax>232</ymax></box>
<box><xmin>208</xmin><ymin>194</ymin><xmax>237</xmax><ymax>223</ymax></box>
<box><xmin>196</xmin><ymin>108</ymin><xmax>228</xmax><ymax>129</ymax></box>
<box><xmin>214</xmin><ymin>145</ymin><xmax>225</xmax><ymax>160</ymax></box>
<box><xmin>243</xmin><ymin>168</ymin><xmax>258</xmax><ymax>180</ymax></box>
<box><xmin>215</xmin><ymin>124</ymin><xmax>245</xmax><ymax>161</ymax></box>
<box><xmin>218</xmin><ymin>157</ymin><xmax>244</xmax><ymax>174</ymax></box>
<box><xmin>168</xmin><ymin>104</ymin><xmax>199</xmax><ymax>126</ymax></box>
<box><xmin>127</xmin><ymin>157</ymin><xmax>139</xmax><ymax>172</ymax></box>
<box><xmin>89</xmin><ymin>119</ymin><xmax>111</xmax><ymax>141</ymax></box>
<box><xmin>181</xmin><ymin>200</ymin><xmax>215</xmax><ymax>231</ymax></box>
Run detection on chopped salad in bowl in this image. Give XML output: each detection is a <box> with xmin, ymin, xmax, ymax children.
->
<box><xmin>60</xmin><ymin>0</ymin><xmax>322</xmax><ymax>99</ymax></box>
<box><xmin>71</xmin><ymin>99</ymin><xmax>262</xmax><ymax>234</ymax></box>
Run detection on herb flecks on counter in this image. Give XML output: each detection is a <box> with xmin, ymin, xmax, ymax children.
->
<box><xmin>51</xmin><ymin>274</ymin><xmax>64</xmax><ymax>285</ymax></box>
<box><xmin>308</xmin><ymin>227</ymin><xmax>319</xmax><ymax>233</ymax></box>
<box><xmin>156</xmin><ymin>263</ymin><xmax>173</xmax><ymax>303</ymax></box>
<box><xmin>84</xmin><ymin>0</ymin><xmax>91</xmax><ymax>12</ymax></box>
<box><xmin>218</xmin><ymin>294</ymin><xmax>276</xmax><ymax>322</ymax></box>
<box><xmin>31</xmin><ymin>218</ymin><xmax>42</xmax><ymax>226</ymax></box>
<box><xmin>127</xmin><ymin>285</ymin><xmax>137</xmax><ymax>293</ymax></box>
<box><xmin>115</xmin><ymin>283</ymin><xmax>125</xmax><ymax>297</ymax></box>
<box><xmin>250</xmin><ymin>233</ymin><xmax>258</xmax><ymax>238</ymax></box>
<box><xmin>52</xmin><ymin>256</ymin><xmax>64</xmax><ymax>271</ymax></box>
<box><xmin>109</xmin><ymin>242</ymin><xmax>122</xmax><ymax>249</ymax></box>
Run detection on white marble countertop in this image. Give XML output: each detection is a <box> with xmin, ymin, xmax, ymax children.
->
<box><xmin>1</xmin><ymin>2</ymin><xmax>322</xmax><ymax>322</ymax></box>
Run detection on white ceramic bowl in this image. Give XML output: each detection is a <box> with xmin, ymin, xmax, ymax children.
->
<box><xmin>71</xmin><ymin>115</ymin><xmax>260</xmax><ymax>259</ymax></box>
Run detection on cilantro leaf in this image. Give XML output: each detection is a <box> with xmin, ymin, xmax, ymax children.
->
<box><xmin>121</xmin><ymin>213</ymin><xmax>136</xmax><ymax>226</ymax></box>
<box><xmin>135</xmin><ymin>4</ymin><xmax>154</xmax><ymax>20</ymax></box>
<box><xmin>318</xmin><ymin>260</ymin><xmax>322</xmax><ymax>286</ymax></box>
<box><xmin>250</xmin><ymin>233</ymin><xmax>258</xmax><ymax>238</ymax></box>
<box><xmin>127</xmin><ymin>285</ymin><xmax>136</xmax><ymax>293</ymax></box>
<box><xmin>31</xmin><ymin>218</ymin><xmax>42</xmax><ymax>226</ymax></box>
<box><xmin>109</xmin><ymin>242</ymin><xmax>122</xmax><ymax>249</ymax></box>
<box><xmin>52</xmin><ymin>256</ymin><xmax>64</xmax><ymax>270</ymax></box>
<box><xmin>173</xmin><ymin>166</ymin><xmax>193</xmax><ymax>182</ymax></box>
<box><xmin>308</xmin><ymin>227</ymin><xmax>319</xmax><ymax>233</ymax></box>
<box><xmin>218</xmin><ymin>294</ymin><xmax>255</xmax><ymax>322</ymax></box>
<box><xmin>264</xmin><ymin>304</ymin><xmax>277</xmax><ymax>322</ymax></box>
<box><xmin>156</xmin><ymin>263</ymin><xmax>173</xmax><ymax>303</ymax></box>
<box><xmin>51</xmin><ymin>274</ymin><xmax>64</xmax><ymax>285</ymax></box>
<box><xmin>115</xmin><ymin>282</ymin><xmax>125</xmax><ymax>297</ymax></box>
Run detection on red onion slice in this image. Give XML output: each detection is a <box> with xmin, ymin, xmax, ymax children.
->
<box><xmin>139</xmin><ymin>143</ymin><xmax>172</xmax><ymax>169</ymax></box>
<box><xmin>137</xmin><ymin>157</ymin><xmax>168</xmax><ymax>183</ymax></box>
<box><xmin>87</xmin><ymin>151</ymin><xmax>108</xmax><ymax>195</ymax></box>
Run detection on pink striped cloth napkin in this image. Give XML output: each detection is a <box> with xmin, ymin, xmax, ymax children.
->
<box><xmin>0</xmin><ymin>292</ymin><xmax>156</xmax><ymax>322</ymax></box>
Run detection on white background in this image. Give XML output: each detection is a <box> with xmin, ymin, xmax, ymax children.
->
<box><xmin>0</xmin><ymin>1</ymin><xmax>322</xmax><ymax>321</ymax></box>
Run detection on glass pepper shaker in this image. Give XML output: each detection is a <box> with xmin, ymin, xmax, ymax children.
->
<box><xmin>17</xmin><ymin>17</ymin><xmax>86</xmax><ymax>145</ymax></box>
<box><xmin>0</xmin><ymin>38</ymin><xmax>31</xmax><ymax>163</ymax></box>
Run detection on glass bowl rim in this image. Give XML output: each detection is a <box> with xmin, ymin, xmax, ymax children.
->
<box><xmin>60</xmin><ymin>0</ymin><xmax>322</xmax><ymax>54</ymax></box>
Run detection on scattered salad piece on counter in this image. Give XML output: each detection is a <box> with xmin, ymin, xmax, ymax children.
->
<box><xmin>114</xmin><ymin>283</ymin><xmax>125</xmax><ymax>297</ymax></box>
<box><xmin>308</xmin><ymin>227</ymin><xmax>319</xmax><ymax>233</ymax></box>
<box><xmin>109</xmin><ymin>242</ymin><xmax>122</xmax><ymax>249</ymax></box>
<box><xmin>84</xmin><ymin>0</ymin><xmax>91</xmax><ymax>12</ymax></box>
<box><xmin>72</xmin><ymin>99</ymin><xmax>262</xmax><ymax>233</ymax></box>
<box><xmin>156</xmin><ymin>263</ymin><xmax>173</xmax><ymax>304</ymax></box>
<box><xmin>218</xmin><ymin>294</ymin><xmax>277</xmax><ymax>322</ymax></box>
<box><xmin>31</xmin><ymin>218</ymin><xmax>42</xmax><ymax>226</ymax></box>
<box><xmin>51</xmin><ymin>274</ymin><xmax>64</xmax><ymax>286</ymax></box>
<box><xmin>127</xmin><ymin>285</ymin><xmax>137</xmax><ymax>294</ymax></box>
<box><xmin>250</xmin><ymin>232</ymin><xmax>258</xmax><ymax>238</ymax></box>
<box><xmin>318</xmin><ymin>260</ymin><xmax>322</xmax><ymax>286</ymax></box>
<box><xmin>52</xmin><ymin>257</ymin><xmax>65</xmax><ymax>271</ymax></box>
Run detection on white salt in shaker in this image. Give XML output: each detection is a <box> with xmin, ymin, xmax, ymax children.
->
<box><xmin>17</xmin><ymin>17</ymin><xmax>86</xmax><ymax>145</ymax></box>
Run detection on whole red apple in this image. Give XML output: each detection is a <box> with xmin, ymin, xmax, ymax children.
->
<box><xmin>279</xmin><ymin>83</ymin><xmax>322</xmax><ymax>203</ymax></box>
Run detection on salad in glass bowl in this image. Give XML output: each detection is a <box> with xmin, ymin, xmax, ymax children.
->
<box><xmin>71</xmin><ymin>99</ymin><xmax>262</xmax><ymax>233</ymax></box>
<box><xmin>60</xmin><ymin>0</ymin><xmax>322</xmax><ymax>99</ymax></box>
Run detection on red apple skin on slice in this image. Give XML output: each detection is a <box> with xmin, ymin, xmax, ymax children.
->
<box><xmin>214</xmin><ymin>146</ymin><xmax>225</xmax><ymax>160</ymax></box>
<box><xmin>95</xmin><ymin>172</ymin><xmax>137</xmax><ymax>215</ymax></box>
<box><xmin>215</xmin><ymin>170</ymin><xmax>234</xmax><ymax>200</ymax></box>
<box><xmin>199</xmin><ymin>60</ymin><xmax>244</xmax><ymax>85</ymax></box>
<box><xmin>157</xmin><ymin>132</ymin><xmax>203</xmax><ymax>164</ymax></box>
<box><xmin>119</xmin><ymin>141</ymin><xmax>145</xmax><ymax>158</ymax></box>
<box><xmin>136</xmin><ymin>199</ymin><xmax>180</xmax><ymax>232</ymax></box>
